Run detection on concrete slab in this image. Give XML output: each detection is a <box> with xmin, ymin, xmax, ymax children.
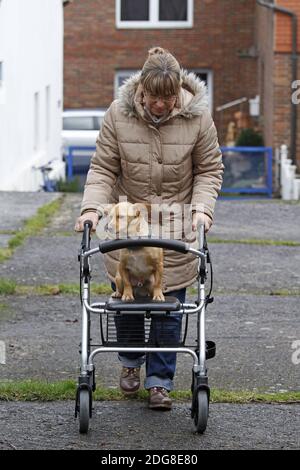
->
<box><xmin>0</xmin><ymin>192</ymin><xmax>60</xmax><ymax>232</ymax></box>
<box><xmin>2</xmin><ymin>193</ymin><xmax>300</xmax><ymax>243</ymax></box>
<box><xmin>0</xmin><ymin>234</ymin><xmax>12</xmax><ymax>249</ymax></box>
<box><xmin>0</xmin><ymin>401</ymin><xmax>298</xmax><ymax>449</ymax></box>
<box><xmin>212</xmin><ymin>199</ymin><xmax>300</xmax><ymax>242</ymax></box>
<box><xmin>0</xmin><ymin>294</ymin><xmax>298</xmax><ymax>393</ymax></box>
<box><xmin>1</xmin><ymin>236</ymin><xmax>300</xmax><ymax>295</ymax></box>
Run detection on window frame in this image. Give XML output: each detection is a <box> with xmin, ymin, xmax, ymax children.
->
<box><xmin>114</xmin><ymin>70</ymin><xmax>139</xmax><ymax>98</ymax></box>
<box><xmin>62</xmin><ymin>116</ymin><xmax>98</xmax><ymax>131</ymax></box>
<box><xmin>190</xmin><ymin>69</ymin><xmax>214</xmax><ymax>114</ymax></box>
<box><xmin>116</xmin><ymin>0</ymin><xmax>193</xmax><ymax>29</ymax></box>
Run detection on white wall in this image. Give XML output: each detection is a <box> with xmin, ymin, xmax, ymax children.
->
<box><xmin>0</xmin><ymin>0</ymin><xmax>64</xmax><ymax>191</ymax></box>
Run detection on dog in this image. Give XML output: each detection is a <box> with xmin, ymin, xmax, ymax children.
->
<box><xmin>105</xmin><ymin>201</ymin><xmax>165</xmax><ymax>302</ymax></box>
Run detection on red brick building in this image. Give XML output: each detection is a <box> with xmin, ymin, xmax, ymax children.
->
<box><xmin>257</xmin><ymin>0</ymin><xmax>300</xmax><ymax>170</ymax></box>
<box><xmin>64</xmin><ymin>0</ymin><xmax>300</xmax><ymax>170</ymax></box>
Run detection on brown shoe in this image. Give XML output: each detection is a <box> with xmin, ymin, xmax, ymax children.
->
<box><xmin>120</xmin><ymin>367</ymin><xmax>140</xmax><ymax>395</ymax></box>
<box><xmin>148</xmin><ymin>387</ymin><xmax>172</xmax><ymax>410</ymax></box>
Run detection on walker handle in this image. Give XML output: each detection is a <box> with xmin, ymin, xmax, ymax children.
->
<box><xmin>198</xmin><ymin>223</ymin><xmax>205</xmax><ymax>250</ymax></box>
<box><xmin>82</xmin><ymin>220</ymin><xmax>93</xmax><ymax>252</ymax></box>
<box><xmin>98</xmin><ymin>237</ymin><xmax>190</xmax><ymax>254</ymax></box>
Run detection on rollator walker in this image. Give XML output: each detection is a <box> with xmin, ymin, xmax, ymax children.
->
<box><xmin>75</xmin><ymin>221</ymin><xmax>215</xmax><ymax>434</ymax></box>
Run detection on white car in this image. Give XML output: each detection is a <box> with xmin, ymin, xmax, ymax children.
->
<box><xmin>62</xmin><ymin>109</ymin><xmax>106</xmax><ymax>150</ymax></box>
<box><xmin>62</xmin><ymin>109</ymin><xmax>107</xmax><ymax>183</ymax></box>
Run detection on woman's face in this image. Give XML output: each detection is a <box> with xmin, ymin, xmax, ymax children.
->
<box><xmin>143</xmin><ymin>92</ymin><xmax>177</xmax><ymax>117</ymax></box>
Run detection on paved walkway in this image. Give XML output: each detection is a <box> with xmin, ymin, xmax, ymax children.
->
<box><xmin>0</xmin><ymin>193</ymin><xmax>299</xmax><ymax>391</ymax></box>
<box><xmin>0</xmin><ymin>192</ymin><xmax>299</xmax><ymax>449</ymax></box>
<box><xmin>0</xmin><ymin>401</ymin><xmax>298</xmax><ymax>450</ymax></box>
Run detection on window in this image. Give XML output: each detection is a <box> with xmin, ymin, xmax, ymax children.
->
<box><xmin>63</xmin><ymin>116</ymin><xmax>102</xmax><ymax>131</ymax></box>
<box><xmin>190</xmin><ymin>70</ymin><xmax>213</xmax><ymax>113</ymax></box>
<box><xmin>116</xmin><ymin>0</ymin><xmax>193</xmax><ymax>28</ymax></box>
<box><xmin>121</xmin><ymin>0</ymin><xmax>149</xmax><ymax>21</ymax></box>
<box><xmin>159</xmin><ymin>0</ymin><xmax>187</xmax><ymax>21</ymax></box>
<box><xmin>114</xmin><ymin>70</ymin><xmax>138</xmax><ymax>98</ymax></box>
<box><xmin>95</xmin><ymin>116</ymin><xmax>104</xmax><ymax>129</ymax></box>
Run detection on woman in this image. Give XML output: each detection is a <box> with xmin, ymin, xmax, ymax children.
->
<box><xmin>75</xmin><ymin>47</ymin><xmax>223</xmax><ymax>410</ymax></box>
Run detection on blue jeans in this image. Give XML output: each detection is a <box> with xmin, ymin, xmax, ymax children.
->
<box><xmin>112</xmin><ymin>283</ymin><xmax>186</xmax><ymax>391</ymax></box>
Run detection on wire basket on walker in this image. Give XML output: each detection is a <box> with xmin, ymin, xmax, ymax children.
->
<box><xmin>75</xmin><ymin>221</ymin><xmax>216</xmax><ymax>434</ymax></box>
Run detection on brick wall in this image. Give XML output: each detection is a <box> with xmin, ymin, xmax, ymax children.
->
<box><xmin>255</xmin><ymin>0</ymin><xmax>300</xmax><ymax>170</ymax></box>
<box><xmin>274</xmin><ymin>0</ymin><xmax>300</xmax><ymax>169</ymax></box>
<box><xmin>275</xmin><ymin>0</ymin><xmax>300</xmax><ymax>52</ymax></box>
<box><xmin>64</xmin><ymin>0</ymin><xmax>258</xmax><ymax>142</ymax></box>
<box><xmin>273</xmin><ymin>54</ymin><xmax>292</xmax><ymax>152</ymax></box>
<box><xmin>273</xmin><ymin>54</ymin><xmax>300</xmax><ymax>169</ymax></box>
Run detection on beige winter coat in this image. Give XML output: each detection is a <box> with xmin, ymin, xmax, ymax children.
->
<box><xmin>81</xmin><ymin>71</ymin><xmax>223</xmax><ymax>292</ymax></box>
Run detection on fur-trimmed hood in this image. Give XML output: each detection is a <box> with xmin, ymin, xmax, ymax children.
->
<box><xmin>118</xmin><ymin>69</ymin><xmax>209</xmax><ymax>120</ymax></box>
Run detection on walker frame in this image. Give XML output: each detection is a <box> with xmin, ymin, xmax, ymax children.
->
<box><xmin>75</xmin><ymin>221</ymin><xmax>215</xmax><ymax>434</ymax></box>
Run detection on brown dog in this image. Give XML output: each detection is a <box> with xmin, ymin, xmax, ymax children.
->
<box><xmin>105</xmin><ymin>202</ymin><xmax>164</xmax><ymax>301</ymax></box>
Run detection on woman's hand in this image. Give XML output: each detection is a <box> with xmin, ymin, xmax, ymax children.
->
<box><xmin>192</xmin><ymin>212</ymin><xmax>212</xmax><ymax>233</ymax></box>
<box><xmin>74</xmin><ymin>211</ymin><xmax>99</xmax><ymax>232</ymax></box>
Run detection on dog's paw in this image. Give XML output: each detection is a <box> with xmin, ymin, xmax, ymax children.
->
<box><xmin>122</xmin><ymin>291</ymin><xmax>134</xmax><ymax>301</ymax></box>
<box><xmin>152</xmin><ymin>290</ymin><xmax>165</xmax><ymax>301</ymax></box>
<box><xmin>111</xmin><ymin>291</ymin><xmax>122</xmax><ymax>298</ymax></box>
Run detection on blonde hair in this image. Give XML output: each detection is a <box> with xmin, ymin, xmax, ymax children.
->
<box><xmin>141</xmin><ymin>47</ymin><xmax>182</xmax><ymax>97</ymax></box>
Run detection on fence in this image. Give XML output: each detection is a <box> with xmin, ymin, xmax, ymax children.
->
<box><xmin>220</xmin><ymin>147</ymin><xmax>273</xmax><ymax>197</ymax></box>
<box><xmin>66</xmin><ymin>145</ymin><xmax>273</xmax><ymax>197</ymax></box>
<box><xmin>66</xmin><ymin>146</ymin><xmax>96</xmax><ymax>180</ymax></box>
<box><xmin>279</xmin><ymin>145</ymin><xmax>300</xmax><ymax>200</ymax></box>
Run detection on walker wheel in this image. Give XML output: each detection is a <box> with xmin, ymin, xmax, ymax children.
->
<box><xmin>193</xmin><ymin>390</ymin><xmax>209</xmax><ymax>434</ymax></box>
<box><xmin>79</xmin><ymin>389</ymin><xmax>90</xmax><ymax>434</ymax></box>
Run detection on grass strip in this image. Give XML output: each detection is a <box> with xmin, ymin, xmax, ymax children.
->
<box><xmin>0</xmin><ymin>279</ymin><xmax>17</xmax><ymax>295</ymax></box>
<box><xmin>0</xmin><ymin>230</ymin><xmax>17</xmax><ymax>235</ymax></box>
<box><xmin>0</xmin><ymin>197</ymin><xmax>64</xmax><ymax>263</ymax></box>
<box><xmin>0</xmin><ymin>380</ymin><xmax>299</xmax><ymax>404</ymax></box>
<box><xmin>15</xmin><ymin>283</ymin><xmax>112</xmax><ymax>296</ymax></box>
<box><xmin>1</xmin><ymin>279</ymin><xmax>300</xmax><ymax>297</ymax></box>
<box><xmin>0</xmin><ymin>248</ymin><xmax>13</xmax><ymax>263</ymax></box>
<box><xmin>188</xmin><ymin>286</ymin><xmax>300</xmax><ymax>296</ymax></box>
<box><xmin>208</xmin><ymin>238</ymin><xmax>300</xmax><ymax>247</ymax></box>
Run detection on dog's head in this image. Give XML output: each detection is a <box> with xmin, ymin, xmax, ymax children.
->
<box><xmin>105</xmin><ymin>202</ymin><xmax>149</xmax><ymax>239</ymax></box>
